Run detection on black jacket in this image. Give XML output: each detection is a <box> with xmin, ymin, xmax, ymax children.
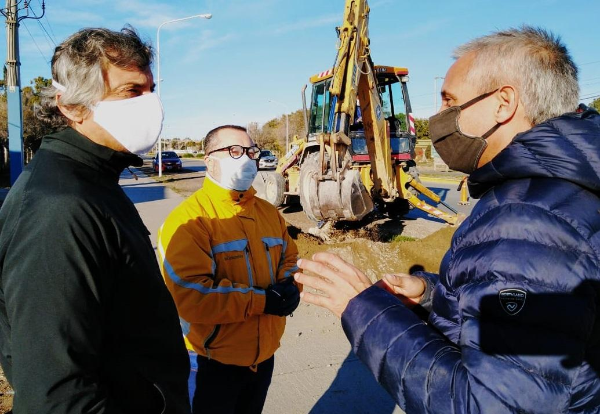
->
<box><xmin>0</xmin><ymin>128</ymin><xmax>190</xmax><ymax>413</ymax></box>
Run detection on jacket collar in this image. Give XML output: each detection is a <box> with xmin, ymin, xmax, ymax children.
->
<box><xmin>468</xmin><ymin>111</ymin><xmax>600</xmax><ymax>199</ymax></box>
<box><xmin>39</xmin><ymin>127</ymin><xmax>143</xmax><ymax>181</ymax></box>
<box><xmin>203</xmin><ymin>175</ymin><xmax>256</xmax><ymax>210</ymax></box>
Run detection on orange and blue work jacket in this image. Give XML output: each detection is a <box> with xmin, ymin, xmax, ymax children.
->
<box><xmin>158</xmin><ymin>177</ymin><xmax>299</xmax><ymax>368</ymax></box>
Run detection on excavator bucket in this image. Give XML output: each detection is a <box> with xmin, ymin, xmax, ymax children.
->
<box><xmin>299</xmin><ymin>160</ymin><xmax>373</xmax><ymax>222</ymax></box>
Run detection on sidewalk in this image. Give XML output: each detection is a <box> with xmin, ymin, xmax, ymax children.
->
<box><xmin>119</xmin><ymin>168</ymin><xmax>184</xmax><ymax>250</ymax></box>
<box><xmin>120</xmin><ymin>168</ymin><xmax>405</xmax><ymax>414</ymax></box>
<box><xmin>417</xmin><ymin>160</ymin><xmax>466</xmax><ymax>184</ymax></box>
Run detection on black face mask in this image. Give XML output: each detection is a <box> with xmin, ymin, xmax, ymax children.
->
<box><xmin>429</xmin><ymin>89</ymin><xmax>501</xmax><ymax>174</ymax></box>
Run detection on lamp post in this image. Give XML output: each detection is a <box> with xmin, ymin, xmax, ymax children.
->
<box><xmin>156</xmin><ymin>13</ymin><xmax>212</xmax><ymax>177</ymax></box>
<box><xmin>268</xmin><ymin>100</ymin><xmax>289</xmax><ymax>152</ymax></box>
<box><xmin>434</xmin><ymin>76</ymin><xmax>445</xmax><ymax>114</ymax></box>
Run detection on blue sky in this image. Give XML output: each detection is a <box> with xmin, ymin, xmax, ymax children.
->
<box><xmin>3</xmin><ymin>0</ymin><xmax>600</xmax><ymax>140</ymax></box>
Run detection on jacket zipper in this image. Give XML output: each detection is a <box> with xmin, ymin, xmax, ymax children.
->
<box><xmin>203</xmin><ymin>325</ymin><xmax>221</xmax><ymax>359</ymax></box>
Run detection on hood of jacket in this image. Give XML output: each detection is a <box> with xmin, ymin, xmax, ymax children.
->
<box><xmin>468</xmin><ymin>110</ymin><xmax>600</xmax><ymax>199</ymax></box>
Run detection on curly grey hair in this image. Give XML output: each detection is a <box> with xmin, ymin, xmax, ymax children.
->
<box><xmin>37</xmin><ymin>26</ymin><xmax>153</xmax><ymax>127</ymax></box>
<box><xmin>453</xmin><ymin>26</ymin><xmax>579</xmax><ymax>125</ymax></box>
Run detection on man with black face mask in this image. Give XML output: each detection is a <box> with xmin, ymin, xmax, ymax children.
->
<box><xmin>158</xmin><ymin>125</ymin><xmax>301</xmax><ymax>414</ymax></box>
<box><xmin>294</xmin><ymin>26</ymin><xmax>600</xmax><ymax>413</ymax></box>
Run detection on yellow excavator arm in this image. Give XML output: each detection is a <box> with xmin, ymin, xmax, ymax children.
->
<box><xmin>264</xmin><ymin>0</ymin><xmax>458</xmax><ymax>226</ymax></box>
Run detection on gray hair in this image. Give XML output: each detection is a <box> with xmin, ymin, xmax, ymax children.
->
<box><xmin>204</xmin><ymin>125</ymin><xmax>248</xmax><ymax>155</ymax></box>
<box><xmin>453</xmin><ymin>26</ymin><xmax>579</xmax><ymax>125</ymax></box>
<box><xmin>37</xmin><ymin>26</ymin><xmax>153</xmax><ymax>127</ymax></box>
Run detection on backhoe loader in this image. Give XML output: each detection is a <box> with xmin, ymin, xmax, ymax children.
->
<box><xmin>258</xmin><ymin>0</ymin><xmax>457</xmax><ymax>226</ymax></box>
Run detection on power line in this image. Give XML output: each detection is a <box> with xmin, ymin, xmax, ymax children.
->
<box><xmin>28</xmin><ymin>0</ymin><xmax>55</xmax><ymax>46</ymax></box>
<box><xmin>36</xmin><ymin>0</ymin><xmax>56</xmax><ymax>40</ymax></box>
<box><xmin>581</xmin><ymin>60</ymin><xmax>600</xmax><ymax>66</ymax></box>
<box><xmin>36</xmin><ymin>19</ymin><xmax>56</xmax><ymax>48</ymax></box>
<box><xmin>580</xmin><ymin>92</ymin><xmax>600</xmax><ymax>100</ymax></box>
<box><xmin>22</xmin><ymin>20</ymin><xmax>48</xmax><ymax>62</ymax></box>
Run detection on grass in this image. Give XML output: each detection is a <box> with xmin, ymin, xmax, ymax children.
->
<box><xmin>390</xmin><ymin>235</ymin><xmax>416</xmax><ymax>243</ymax></box>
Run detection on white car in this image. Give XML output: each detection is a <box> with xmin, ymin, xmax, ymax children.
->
<box><xmin>258</xmin><ymin>150</ymin><xmax>278</xmax><ymax>169</ymax></box>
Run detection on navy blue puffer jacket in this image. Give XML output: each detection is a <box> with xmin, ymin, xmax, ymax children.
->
<box><xmin>342</xmin><ymin>111</ymin><xmax>600</xmax><ymax>413</ymax></box>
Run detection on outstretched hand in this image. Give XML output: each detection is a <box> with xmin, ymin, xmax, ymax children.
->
<box><xmin>294</xmin><ymin>252</ymin><xmax>373</xmax><ymax>318</ymax></box>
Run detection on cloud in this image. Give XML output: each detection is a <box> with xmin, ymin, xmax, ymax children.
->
<box><xmin>44</xmin><ymin>9</ymin><xmax>106</xmax><ymax>27</ymax></box>
<box><xmin>175</xmin><ymin>30</ymin><xmax>237</xmax><ymax>64</ymax></box>
<box><xmin>273</xmin><ymin>14</ymin><xmax>340</xmax><ymax>35</ymax></box>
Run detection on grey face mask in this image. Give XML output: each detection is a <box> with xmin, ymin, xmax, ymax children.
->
<box><xmin>429</xmin><ymin>90</ymin><xmax>501</xmax><ymax>174</ymax></box>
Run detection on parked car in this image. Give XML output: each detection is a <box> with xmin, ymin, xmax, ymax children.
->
<box><xmin>258</xmin><ymin>150</ymin><xmax>278</xmax><ymax>169</ymax></box>
<box><xmin>152</xmin><ymin>151</ymin><xmax>183</xmax><ymax>172</ymax></box>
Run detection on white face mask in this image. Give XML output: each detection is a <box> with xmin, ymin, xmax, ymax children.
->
<box><xmin>212</xmin><ymin>154</ymin><xmax>258</xmax><ymax>191</ymax></box>
<box><xmin>92</xmin><ymin>93</ymin><xmax>164</xmax><ymax>155</ymax></box>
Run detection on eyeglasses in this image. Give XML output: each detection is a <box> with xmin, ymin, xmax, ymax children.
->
<box><xmin>208</xmin><ymin>145</ymin><xmax>261</xmax><ymax>160</ymax></box>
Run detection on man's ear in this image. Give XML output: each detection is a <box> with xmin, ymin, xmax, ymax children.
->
<box><xmin>205</xmin><ymin>155</ymin><xmax>215</xmax><ymax>176</ymax></box>
<box><xmin>494</xmin><ymin>85</ymin><xmax>519</xmax><ymax>124</ymax></box>
<box><xmin>56</xmin><ymin>94</ymin><xmax>87</xmax><ymax>124</ymax></box>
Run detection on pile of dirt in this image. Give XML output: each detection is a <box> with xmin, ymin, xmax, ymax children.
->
<box><xmin>0</xmin><ymin>370</ymin><xmax>12</xmax><ymax>414</ymax></box>
<box><xmin>293</xmin><ymin>225</ymin><xmax>455</xmax><ymax>282</ymax></box>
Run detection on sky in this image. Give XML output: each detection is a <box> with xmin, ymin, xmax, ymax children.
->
<box><xmin>2</xmin><ymin>0</ymin><xmax>600</xmax><ymax>140</ymax></box>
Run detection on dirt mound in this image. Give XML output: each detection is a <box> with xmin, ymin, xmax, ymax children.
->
<box><xmin>293</xmin><ymin>224</ymin><xmax>455</xmax><ymax>282</ymax></box>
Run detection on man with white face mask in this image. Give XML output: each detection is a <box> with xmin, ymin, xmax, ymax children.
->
<box><xmin>0</xmin><ymin>27</ymin><xmax>190</xmax><ymax>413</ymax></box>
<box><xmin>158</xmin><ymin>125</ymin><xmax>301</xmax><ymax>414</ymax></box>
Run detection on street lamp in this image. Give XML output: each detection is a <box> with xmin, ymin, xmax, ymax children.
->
<box><xmin>156</xmin><ymin>13</ymin><xmax>212</xmax><ymax>177</ymax></box>
<box><xmin>434</xmin><ymin>76</ymin><xmax>445</xmax><ymax>114</ymax></box>
<box><xmin>268</xmin><ymin>100</ymin><xmax>289</xmax><ymax>152</ymax></box>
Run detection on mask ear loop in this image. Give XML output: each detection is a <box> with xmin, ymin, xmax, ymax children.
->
<box><xmin>459</xmin><ymin>88</ymin><xmax>502</xmax><ymax>140</ymax></box>
<box><xmin>52</xmin><ymin>80</ymin><xmax>67</xmax><ymax>92</ymax></box>
<box><xmin>459</xmin><ymin>89</ymin><xmax>499</xmax><ymax>110</ymax></box>
<box><xmin>126</xmin><ymin>167</ymin><xmax>139</xmax><ymax>180</ymax></box>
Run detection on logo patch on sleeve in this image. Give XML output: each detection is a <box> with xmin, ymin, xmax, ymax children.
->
<box><xmin>498</xmin><ymin>289</ymin><xmax>526</xmax><ymax>315</ymax></box>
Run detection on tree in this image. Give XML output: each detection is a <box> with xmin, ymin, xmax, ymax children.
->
<box><xmin>414</xmin><ymin>118</ymin><xmax>429</xmax><ymax>140</ymax></box>
<box><xmin>590</xmin><ymin>98</ymin><xmax>600</xmax><ymax>113</ymax></box>
<box><xmin>247</xmin><ymin>109</ymin><xmax>308</xmax><ymax>156</ymax></box>
<box><xmin>21</xmin><ymin>77</ymin><xmax>55</xmax><ymax>160</ymax></box>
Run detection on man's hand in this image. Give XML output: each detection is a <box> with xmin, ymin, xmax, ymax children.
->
<box><xmin>377</xmin><ymin>273</ymin><xmax>427</xmax><ymax>308</ymax></box>
<box><xmin>294</xmin><ymin>252</ymin><xmax>373</xmax><ymax>318</ymax></box>
<box><xmin>264</xmin><ymin>277</ymin><xmax>300</xmax><ymax>316</ymax></box>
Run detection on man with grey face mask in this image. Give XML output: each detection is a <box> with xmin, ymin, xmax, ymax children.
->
<box><xmin>0</xmin><ymin>27</ymin><xmax>190</xmax><ymax>413</ymax></box>
<box><xmin>158</xmin><ymin>125</ymin><xmax>301</xmax><ymax>414</ymax></box>
<box><xmin>294</xmin><ymin>26</ymin><xmax>600</xmax><ymax>413</ymax></box>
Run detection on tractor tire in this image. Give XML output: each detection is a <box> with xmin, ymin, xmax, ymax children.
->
<box><xmin>264</xmin><ymin>172</ymin><xmax>286</xmax><ymax>207</ymax></box>
<box><xmin>298</xmin><ymin>153</ymin><xmax>321</xmax><ymax>222</ymax></box>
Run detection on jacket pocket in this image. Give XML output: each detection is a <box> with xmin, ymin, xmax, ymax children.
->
<box><xmin>262</xmin><ymin>237</ymin><xmax>284</xmax><ymax>285</ymax></box>
<box><xmin>203</xmin><ymin>324</ymin><xmax>221</xmax><ymax>359</ymax></box>
<box><xmin>212</xmin><ymin>239</ymin><xmax>254</xmax><ymax>286</ymax></box>
<box><xmin>152</xmin><ymin>383</ymin><xmax>167</xmax><ymax>414</ymax></box>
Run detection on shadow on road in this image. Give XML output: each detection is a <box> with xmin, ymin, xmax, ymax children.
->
<box><xmin>309</xmin><ymin>352</ymin><xmax>398</xmax><ymax>414</ymax></box>
<box><xmin>404</xmin><ymin>186</ymin><xmax>453</xmax><ymax>223</ymax></box>
<box><xmin>121</xmin><ymin>184</ymin><xmax>167</xmax><ymax>204</ymax></box>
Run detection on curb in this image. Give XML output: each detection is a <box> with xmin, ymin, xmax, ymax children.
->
<box><xmin>419</xmin><ymin>174</ymin><xmax>464</xmax><ymax>185</ymax></box>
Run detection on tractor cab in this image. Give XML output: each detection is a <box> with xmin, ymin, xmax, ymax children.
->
<box><xmin>307</xmin><ymin>66</ymin><xmax>416</xmax><ymax>163</ymax></box>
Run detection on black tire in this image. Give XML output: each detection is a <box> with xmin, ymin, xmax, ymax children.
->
<box><xmin>298</xmin><ymin>152</ymin><xmax>321</xmax><ymax>222</ymax></box>
<box><xmin>264</xmin><ymin>173</ymin><xmax>286</xmax><ymax>207</ymax></box>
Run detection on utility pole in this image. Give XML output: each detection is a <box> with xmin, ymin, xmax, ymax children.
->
<box><xmin>2</xmin><ymin>0</ymin><xmax>45</xmax><ymax>184</ymax></box>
